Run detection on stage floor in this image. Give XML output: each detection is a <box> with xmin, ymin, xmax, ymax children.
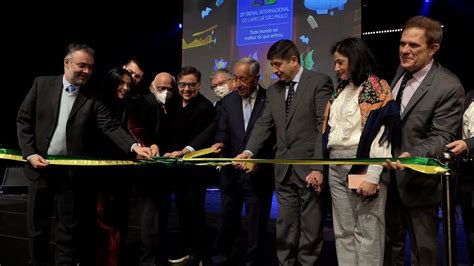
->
<box><xmin>0</xmin><ymin>189</ymin><xmax>471</xmax><ymax>265</ymax></box>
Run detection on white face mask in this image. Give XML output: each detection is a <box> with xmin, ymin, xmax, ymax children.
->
<box><xmin>214</xmin><ymin>84</ymin><xmax>231</xmax><ymax>99</ymax></box>
<box><xmin>155</xmin><ymin>90</ymin><xmax>172</xmax><ymax>105</ymax></box>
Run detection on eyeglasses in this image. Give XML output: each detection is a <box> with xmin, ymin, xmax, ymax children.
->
<box><xmin>178</xmin><ymin>82</ymin><xmax>197</xmax><ymax>89</ymax></box>
<box><xmin>210</xmin><ymin>79</ymin><xmax>232</xmax><ymax>90</ymax></box>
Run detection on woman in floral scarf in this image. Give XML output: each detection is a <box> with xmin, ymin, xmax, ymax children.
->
<box><xmin>321</xmin><ymin>37</ymin><xmax>400</xmax><ymax>265</ymax></box>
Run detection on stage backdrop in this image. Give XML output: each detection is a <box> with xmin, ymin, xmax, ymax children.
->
<box><xmin>182</xmin><ymin>0</ymin><xmax>361</xmax><ymax>101</ymax></box>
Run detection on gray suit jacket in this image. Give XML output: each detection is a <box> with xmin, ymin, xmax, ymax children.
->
<box><xmin>246</xmin><ymin>69</ymin><xmax>333</xmax><ymax>183</ymax></box>
<box><xmin>391</xmin><ymin>62</ymin><xmax>464</xmax><ymax>207</ymax></box>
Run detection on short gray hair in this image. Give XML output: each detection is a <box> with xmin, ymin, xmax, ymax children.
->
<box><xmin>234</xmin><ymin>57</ymin><xmax>260</xmax><ymax>76</ymax></box>
<box><xmin>210</xmin><ymin>68</ymin><xmax>233</xmax><ymax>81</ymax></box>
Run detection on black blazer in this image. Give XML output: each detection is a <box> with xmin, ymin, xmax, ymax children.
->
<box><xmin>216</xmin><ymin>87</ymin><xmax>274</xmax><ymax>157</ymax></box>
<box><xmin>168</xmin><ymin>93</ymin><xmax>216</xmax><ymax>151</ymax></box>
<box><xmin>127</xmin><ymin>93</ymin><xmax>175</xmax><ymax>153</ymax></box>
<box><xmin>216</xmin><ymin>87</ymin><xmax>275</xmax><ymax>188</ymax></box>
<box><xmin>17</xmin><ymin>75</ymin><xmax>135</xmax><ymax>178</ymax></box>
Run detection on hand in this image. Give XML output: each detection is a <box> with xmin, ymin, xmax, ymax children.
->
<box><xmin>233</xmin><ymin>151</ymin><xmax>255</xmax><ymax>173</ymax></box>
<box><xmin>305</xmin><ymin>170</ymin><xmax>324</xmax><ymax>193</ymax></box>
<box><xmin>28</xmin><ymin>154</ymin><xmax>49</xmax><ymax>169</ymax></box>
<box><xmin>211</xmin><ymin>143</ymin><xmax>224</xmax><ymax>156</ymax></box>
<box><xmin>446</xmin><ymin>140</ymin><xmax>468</xmax><ymax>156</ymax></box>
<box><xmin>134</xmin><ymin>146</ymin><xmax>152</xmax><ymax>160</ymax></box>
<box><xmin>356</xmin><ymin>181</ymin><xmax>379</xmax><ymax>197</ymax></box>
<box><xmin>164</xmin><ymin>150</ymin><xmax>185</xmax><ymax>158</ymax></box>
<box><xmin>385</xmin><ymin>151</ymin><xmax>411</xmax><ymax>170</ymax></box>
<box><xmin>150</xmin><ymin>144</ymin><xmax>160</xmax><ymax>157</ymax></box>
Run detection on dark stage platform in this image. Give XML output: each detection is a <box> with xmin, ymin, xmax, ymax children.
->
<box><xmin>0</xmin><ymin>189</ymin><xmax>471</xmax><ymax>265</ymax></box>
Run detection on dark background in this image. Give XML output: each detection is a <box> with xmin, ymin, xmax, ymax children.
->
<box><xmin>0</xmin><ymin>0</ymin><xmax>472</xmax><ymax>150</ymax></box>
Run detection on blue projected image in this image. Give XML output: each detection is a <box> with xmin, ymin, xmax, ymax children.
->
<box><xmin>237</xmin><ymin>0</ymin><xmax>293</xmax><ymax>46</ymax></box>
<box><xmin>304</xmin><ymin>0</ymin><xmax>347</xmax><ymax>15</ymax></box>
<box><xmin>252</xmin><ymin>0</ymin><xmax>277</xmax><ymax>6</ymax></box>
<box><xmin>182</xmin><ymin>0</ymin><xmax>361</xmax><ymax>101</ymax></box>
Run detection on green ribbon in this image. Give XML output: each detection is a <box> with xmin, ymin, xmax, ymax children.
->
<box><xmin>0</xmin><ymin>148</ymin><xmax>449</xmax><ymax>174</ymax></box>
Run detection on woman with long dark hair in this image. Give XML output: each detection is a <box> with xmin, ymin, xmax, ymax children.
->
<box><xmin>320</xmin><ymin>37</ymin><xmax>400</xmax><ymax>265</ymax></box>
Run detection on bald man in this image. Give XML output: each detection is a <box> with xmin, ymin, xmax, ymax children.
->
<box><xmin>127</xmin><ymin>72</ymin><xmax>178</xmax><ymax>266</ymax></box>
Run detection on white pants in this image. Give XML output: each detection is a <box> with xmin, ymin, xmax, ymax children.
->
<box><xmin>329</xmin><ymin>148</ymin><xmax>388</xmax><ymax>266</ymax></box>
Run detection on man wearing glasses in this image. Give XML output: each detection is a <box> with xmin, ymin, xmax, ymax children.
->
<box><xmin>210</xmin><ymin>68</ymin><xmax>236</xmax><ymax>102</ymax></box>
<box><xmin>164</xmin><ymin>66</ymin><xmax>216</xmax><ymax>266</ymax></box>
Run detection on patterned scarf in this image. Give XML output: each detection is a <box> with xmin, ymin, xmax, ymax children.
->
<box><xmin>323</xmin><ymin>74</ymin><xmax>392</xmax><ymax>133</ymax></box>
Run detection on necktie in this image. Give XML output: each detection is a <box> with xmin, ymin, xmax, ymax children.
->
<box><xmin>243</xmin><ymin>97</ymin><xmax>251</xmax><ymax>131</ymax></box>
<box><xmin>395</xmin><ymin>72</ymin><xmax>412</xmax><ymax>110</ymax></box>
<box><xmin>66</xmin><ymin>85</ymin><xmax>77</xmax><ymax>93</ymax></box>
<box><xmin>285</xmin><ymin>81</ymin><xmax>296</xmax><ymax>119</ymax></box>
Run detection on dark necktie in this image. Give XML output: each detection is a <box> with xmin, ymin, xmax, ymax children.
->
<box><xmin>285</xmin><ymin>81</ymin><xmax>296</xmax><ymax>119</ymax></box>
<box><xmin>395</xmin><ymin>72</ymin><xmax>413</xmax><ymax>109</ymax></box>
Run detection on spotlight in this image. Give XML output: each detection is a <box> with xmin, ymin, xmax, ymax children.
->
<box><xmin>178</xmin><ymin>23</ymin><xmax>183</xmax><ymax>29</ymax></box>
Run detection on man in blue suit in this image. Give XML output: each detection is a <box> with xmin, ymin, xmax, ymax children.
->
<box><xmin>211</xmin><ymin>57</ymin><xmax>275</xmax><ymax>266</ymax></box>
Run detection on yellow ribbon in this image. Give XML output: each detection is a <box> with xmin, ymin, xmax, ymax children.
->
<box><xmin>183</xmin><ymin>148</ymin><xmax>448</xmax><ymax>175</ymax></box>
<box><xmin>0</xmin><ymin>148</ymin><xmax>448</xmax><ymax>174</ymax></box>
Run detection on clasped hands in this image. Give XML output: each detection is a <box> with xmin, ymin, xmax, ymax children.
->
<box><xmin>135</xmin><ymin>144</ymin><xmax>159</xmax><ymax>160</ymax></box>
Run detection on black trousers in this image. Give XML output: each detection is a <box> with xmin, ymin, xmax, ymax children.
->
<box><xmin>459</xmin><ymin>161</ymin><xmax>474</xmax><ymax>265</ymax></box>
<box><xmin>384</xmin><ymin>182</ymin><xmax>440</xmax><ymax>266</ymax></box>
<box><xmin>174</xmin><ymin>166</ymin><xmax>209</xmax><ymax>259</ymax></box>
<box><xmin>214</xmin><ymin>169</ymin><xmax>273</xmax><ymax>265</ymax></box>
<box><xmin>27</xmin><ymin>166</ymin><xmax>97</xmax><ymax>266</ymax></box>
<box><xmin>139</xmin><ymin>166</ymin><xmax>172</xmax><ymax>266</ymax></box>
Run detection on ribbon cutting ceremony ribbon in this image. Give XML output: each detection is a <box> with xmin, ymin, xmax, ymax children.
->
<box><xmin>0</xmin><ymin>148</ymin><xmax>143</xmax><ymax>166</ymax></box>
<box><xmin>182</xmin><ymin>148</ymin><xmax>449</xmax><ymax>175</ymax></box>
<box><xmin>1</xmin><ymin>148</ymin><xmax>448</xmax><ymax>174</ymax></box>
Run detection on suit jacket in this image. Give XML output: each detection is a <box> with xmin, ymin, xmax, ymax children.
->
<box><xmin>391</xmin><ymin>62</ymin><xmax>464</xmax><ymax>207</ymax></box>
<box><xmin>169</xmin><ymin>93</ymin><xmax>216</xmax><ymax>152</ymax></box>
<box><xmin>16</xmin><ymin>75</ymin><xmax>135</xmax><ymax>179</ymax></box>
<box><xmin>246</xmin><ymin>69</ymin><xmax>333</xmax><ymax>183</ymax></box>
<box><xmin>216</xmin><ymin>87</ymin><xmax>275</xmax><ymax>188</ymax></box>
<box><xmin>127</xmin><ymin>93</ymin><xmax>174</xmax><ymax>153</ymax></box>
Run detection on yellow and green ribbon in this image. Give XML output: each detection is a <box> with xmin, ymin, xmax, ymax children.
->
<box><xmin>0</xmin><ymin>148</ymin><xmax>449</xmax><ymax>174</ymax></box>
<box><xmin>182</xmin><ymin>147</ymin><xmax>449</xmax><ymax>174</ymax></box>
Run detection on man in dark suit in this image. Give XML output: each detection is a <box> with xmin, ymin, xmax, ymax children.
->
<box><xmin>236</xmin><ymin>39</ymin><xmax>333</xmax><ymax>265</ymax></box>
<box><xmin>384</xmin><ymin>16</ymin><xmax>465</xmax><ymax>265</ymax></box>
<box><xmin>16</xmin><ymin>43</ymin><xmax>152</xmax><ymax>266</ymax></box>
<box><xmin>211</xmin><ymin>57</ymin><xmax>275</xmax><ymax>266</ymax></box>
<box><xmin>164</xmin><ymin>66</ymin><xmax>216</xmax><ymax>266</ymax></box>
<box><xmin>131</xmin><ymin>72</ymin><xmax>177</xmax><ymax>266</ymax></box>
